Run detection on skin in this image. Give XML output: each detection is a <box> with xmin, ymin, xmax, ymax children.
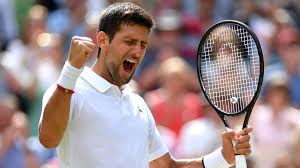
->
<box><xmin>93</xmin><ymin>24</ymin><xmax>148</xmax><ymax>87</ymax></box>
<box><xmin>38</xmin><ymin>24</ymin><xmax>252</xmax><ymax>167</ymax></box>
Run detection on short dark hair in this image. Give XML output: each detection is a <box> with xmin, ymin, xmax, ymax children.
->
<box><xmin>97</xmin><ymin>2</ymin><xmax>153</xmax><ymax>58</ymax></box>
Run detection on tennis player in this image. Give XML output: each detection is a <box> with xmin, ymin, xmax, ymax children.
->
<box><xmin>38</xmin><ymin>2</ymin><xmax>252</xmax><ymax>168</ymax></box>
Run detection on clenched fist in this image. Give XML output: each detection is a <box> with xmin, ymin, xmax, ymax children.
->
<box><xmin>68</xmin><ymin>36</ymin><xmax>96</xmax><ymax>69</ymax></box>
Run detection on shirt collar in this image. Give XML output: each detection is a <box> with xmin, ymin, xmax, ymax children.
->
<box><xmin>80</xmin><ymin>67</ymin><xmax>132</xmax><ymax>94</ymax></box>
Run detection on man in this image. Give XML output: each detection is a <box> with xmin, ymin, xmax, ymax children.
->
<box><xmin>39</xmin><ymin>2</ymin><xmax>252</xmax><ymax>168</ymax></box>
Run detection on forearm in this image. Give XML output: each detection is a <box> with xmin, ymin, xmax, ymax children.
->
<box><xmin>38</xmin><ymin>89</ymin><xmax>71</xmax><ymax>148</ymax></box>
<box><xmin>173</xmin><ymin>158</ymin><xmax>203</xmax><ymax>168</ymax></box>
<box><xmin>152</xmin><ymin>129</ymin><xmax>252</xmax><ymax>168</ymax></box>
<box><xmin>174</xmin><ymin>148</ymin><xmax>232</xmax><ymax>168</ymax></box>
<box><xmin>151</xmin><ymin>149</ymin><xmax>230</xmax><ymax>168</ymax></box>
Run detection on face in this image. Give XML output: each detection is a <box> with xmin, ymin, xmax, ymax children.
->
<box><xmin>103</xmin><ymin>24</ymin><xmax>150</xmax><ymax>86</ymax></box>
<box><xmin>267</xmin><ymin>88</ymin><xmax>288</xmax><ymax>110</ymax></box>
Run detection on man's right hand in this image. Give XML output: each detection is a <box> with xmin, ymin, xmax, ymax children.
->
<box><xmin>68</xmin><ymin>36</ymin><xmax>96</xmax><ymax>69</ymax></box>
<box><xmin>39</xmin><ymin>36</ymin><xmax>95</xmax><ymax>148</ymax></box>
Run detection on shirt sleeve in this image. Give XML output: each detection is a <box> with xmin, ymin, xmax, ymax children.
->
<box><xmin>146</xmin><ymin>104</ymin><xmax>169</xmax><ymax>162</ymax></box>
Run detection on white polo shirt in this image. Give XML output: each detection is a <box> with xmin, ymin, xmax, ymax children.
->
<box><xmin>41</xmin><ymin>67</ymin><xmax>168</xmax><ymax>168</ymax></box>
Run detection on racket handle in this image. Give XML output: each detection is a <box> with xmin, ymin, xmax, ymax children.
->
<box><xmin>235</xmin><ymin>155</ymin><xmax>247</xmax><ymax>168</ymax></box>
<box><xmin>225</xmin><ymin>127</ymin><xmax>232</xmax><ymax>132</ymax></box>
<box><xmin>225</xmin><ymin>128</ymin><xmax>247</xmax><ymax>168</ymax></box>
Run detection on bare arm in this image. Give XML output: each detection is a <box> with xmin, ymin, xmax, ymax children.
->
<box><xmin>150</xmin><ymin>127</ymin><xmax>252</xmax><ymax>168</ymax></box>
<box><xmin>150</xmin><ymin>153</ymin><xmax>203</xmax><ymax>168</ymax></box>
<box><xmin>38</xmin><ymin>36</ymin><xmax>95</xmax><ymax>148</ymax></box>
<box><xmin>38</xmin><ymin>89</ymin><xmax>72</xmax><ymax>148</ymax></box>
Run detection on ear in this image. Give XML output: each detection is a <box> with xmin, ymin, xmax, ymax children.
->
<box><xmin>97</xmin><ymin>31</ymin><xmax>109</xmax><ymax>49</ymax></box>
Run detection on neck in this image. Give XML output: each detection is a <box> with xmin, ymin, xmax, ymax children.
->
<box><xmin>91</xmin><ymin>59</ymin><xmax>122</xmax><ymax>88</ymax></box>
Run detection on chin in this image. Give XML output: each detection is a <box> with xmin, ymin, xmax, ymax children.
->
<box><xmin>114</xmin><ymin>69</ymin><xmax>136</xmax><ymax>86</ymax></box>
<box><xmin>114</xmin><ymin>76</ymin><xmax>132</xmax><ymax>86</ymax></box>
<box><xmin>121</xmin><ymin>77</ymin><xmax>132</xmax><ymax>85</ymax></box>
<box><xmin>121</xmin><ymin>72</ymin><xmax>135</xmax><ymax>84</ymax></box>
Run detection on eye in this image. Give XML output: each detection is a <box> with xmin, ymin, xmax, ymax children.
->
<box><xmin>125</xmin><ymin>40</ymin><xmax>134</xmax><ymax>45</ymax></box>
<box><xmin>141</xmin><ymin>44</ymin><xmax>146</xmax><ymax>50</ymax></box>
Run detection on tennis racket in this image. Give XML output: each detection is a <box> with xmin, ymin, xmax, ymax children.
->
<box><xmin>196</xmin><ymin>20</ymin><xmax>264</xmax><ymax>168</ymax></box>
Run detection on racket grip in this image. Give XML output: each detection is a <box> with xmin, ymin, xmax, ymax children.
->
<box><xmin>225</xmin><ymin>127</ymin><xmax>232</xmax><ymax>132</ymax></box>
<box><xmin>226</xmin><ymin>128</ymin><xmax>247</xmax><ymax>168</ymax></box>
<box><xmin>235</xmin><ymin>155</ymin><xmax>247</xmax><ymax>168</ymax></box>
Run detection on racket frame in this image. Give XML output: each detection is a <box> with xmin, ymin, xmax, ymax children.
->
<box><xmin>197</xmin><ymin>20</ymin><xmax>264</xmax><ymax>128</ymax></box>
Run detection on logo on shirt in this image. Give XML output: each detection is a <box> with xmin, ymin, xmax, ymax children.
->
<box><xmin>138</xmin><ymin>106</ymin><xmax>143</xmax><ymax>113</ymax></box>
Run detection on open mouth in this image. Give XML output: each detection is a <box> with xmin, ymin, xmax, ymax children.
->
<box><xmin>123</xmin><ymin>59</ymin><xmax>136</xmax><ymax>73</ymax></box>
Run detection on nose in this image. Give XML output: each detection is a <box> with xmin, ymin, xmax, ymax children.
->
<box><xmin>132</xmin><ymin>45</ymin><xmax>144</xmax><ymax>58</ymax></box>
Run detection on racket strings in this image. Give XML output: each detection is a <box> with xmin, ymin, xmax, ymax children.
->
<box><xmin>201</xmin><ymin>24</ymin><xmax>260</xmax><ymax>114</ymax></box>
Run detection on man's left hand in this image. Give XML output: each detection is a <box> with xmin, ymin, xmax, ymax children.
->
<box><xmin>221</xmin><ymin>127</ymin><xmax>253</xmax><ymax>164</ymax></box>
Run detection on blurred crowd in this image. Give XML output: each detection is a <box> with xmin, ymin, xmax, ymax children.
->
<box><xmin>0</xmin><ymin>0</ymin><xmax>300</xmax><ymax>167</ymax></box>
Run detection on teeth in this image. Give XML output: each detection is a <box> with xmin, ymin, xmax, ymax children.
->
<box><xmin>125</xmin><ymin>59</ymin><xmax>137</xmax><ymax>63</ymax></box>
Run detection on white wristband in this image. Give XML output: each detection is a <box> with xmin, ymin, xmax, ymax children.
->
<box><xmin>203</xmin><ymin>148</ymin><xmax>232</xmax><ymax>168</ymax></box>
<box><xmin>57</xmin><ymin>61</ymin><xmax>83</xmax><ymax>90</ymax></box>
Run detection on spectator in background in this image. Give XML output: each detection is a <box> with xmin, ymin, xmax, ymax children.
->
<box><xmin>0</xmin><ymin>94</ymin><xmax>26</xmax><ymax>168</ymax></box>
<box><xmin>233</xmin><ymin>0</ymin><xmax>258</xmax><ymax>25</ymax></box>
<box><xmin>274</xmin><ymin>152</ymin><xmax>293</xmax><ymax>168</ymax></box>
<box><xmin>155</xmin><ymin>9</ymin><xmax>182</xmax><ymax>49</ymax></box>
<box><xmin>266</xmin><ymin>22</ymin><xmax>300</xmax><ymax>108</ymax></box>
<box><xmin>84</xmin><ymin>10</ymin><xmax>101</xmax><ymax>66</ymax></box>
<box><xmin>47</xmin><ymin>0</ymin><xmax>88</xmax><ymax>56</ymax></box>
<box><xmin>12</xmin><ymin>112</ymin><xmax>40</xmax><ymax>168</ymax></box>
<box><xmin>27</xmin><ymin>33</ymin><xmax>64</xmax><ymax>137</ymax></box>
<box><xmin>0</xmin><ymin>64</ymin><xmax>22</xmax><ymax>97</ymax></box>
<box><xmin>134</xmin><ymin>9</ymin><xmax>183</xmax><ymax>91</ymax></box>
<box><xmin>1</xmin><ymin>4</ymin><xmax>49</xmax><ymax>114</ymax></box>
<box><xmin>274</xmin><ymin>124</ymin><xmax>300</xmax><ymax>168</ymax></box>
<box><xmin>0</xmin><ymin>0</ymin><xmax>18</xmax><ymax>51</ymax></box>
<box><xmin>144</xmin><ymin>56</ymin><xmax>203</xmax><ymax>153</ymax></box>
<box><xmin>289</xmin><ymin>124</ymin><xmax>300</xmax><ymax>167</ymax></box>
<box><xmin>276</xmin><ymin>26</ymin><xmax>300</xmax><ymax>108</ymax></box>
<box><xmin>25</xmin><ymin>148</ymin><xmax>40</xmax><ymax>168</ymax></box>
<box><xmin>1</xmin><ymin>5</ymin><xmax>64</xmax><ymax>136</ymax></box>
<box><xmin>251</xmin><ymin>76</ymin><xmax>300</xmax><ymax>168</ymax></box>
<box><xmin>12</xmin><ymin>112</ymin><xmax>29</xmax><ymax>144</ymax></box>
<box><xmin>181</xmin><ymin>0</ymin><xmax>216</xmax><ymax>68</ymax></box>
<box><xmin>176</xmin><ymin>99</ymin><xmax>223</xmax><ymax>158</ymax></box>
<box><xmin>0</xmin><ymin>64</ymin><xmax>26</xmax><ymax>115</ymax></box>
<box><xmin>137</xmin><ymin>46</ymin><xmax>181</xmax><ymax>91</ymax></box>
